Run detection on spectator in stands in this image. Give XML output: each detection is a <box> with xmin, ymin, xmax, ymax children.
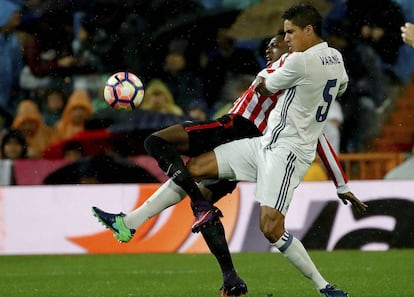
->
<box><xmin>346</xmin><ymin>0</ymin><xmax>405</xmax><ymax>71</ymax></box>
<box><xmin>186</xmin><ymin>99</ymin><xmax>209</xmax><ymax>121</ymax></box>
<box><xmin>140</xmin><ymin>79</ymin><xmax>184</xmax><ymax>116</ymax></box>
<box><xmin>0</xmin><ymin>127</ymin><xmax>26</xmax><ymax>185</ymax></box>
<box><xmin>200</xmin><ymin>27</ymin><xmax>260</xmax><ymax>107</ymax></box>
<box><xmin>12</xmin><ymin>99</ymin><xmax>57</xmax><ymax>158</ymax></box>
<box><xmin>19</xmin><ymin>10</ymin><xmax>78</xmax><ymax>100</ymax></box>
<box><xmin>79</xmin><ymin>74</ymin><xmax>112</xmax><ymax>113</ymax></box>
<box><xmin>326</xmin><ymin>19</ymin><xmax>387</xmax><ymax>152</ymax></box>
<box><xmin>0</xmin><ymin>0</ymin><xmax>24</xmax><ymax>115</ymax></box>
<box><xmin>401</xmin><ymin>22</ymin><xmax>414</xmax><ymax>47</ymax></box>
<box><xmin>72</xmin><ymin>19</ymin><xmax>104</xmax><ymax>97</ymax></box>
<box><xmin>155</xmin><ymin>38</ymin><xmax>204</xmax><ymax>111</ymax></box>
<box><xmin>0</xmin><ymin>129</ymin><xmax>27</xmax><ymax>160</ymax></box>
<box><xmin>41</xmin><ymin>88</ymin><xmax>67</xmax><ymax>126</ymax></box>
<box><xmin>62</xmin><ymin>140</ymin><xmax>85</xmax><ymax>161</ymax></box>
<box><xmin>212</xmin><ymin>74</ymin><xmax>254</xmax><ymax>119</ymax></box>
<box><xmin>72</xmin><ymin>1</ymin><xmax>129</xmax><ymax>74</ymax></box>
<box><xmin>71</xmin><ymin>7</ymin><xmax>122</xmax><ymax>99</ymax></box>
<box><xmin>54</xmin><ymin>89</ymin><xmax>93</xmax><ymax>143</ymax></box>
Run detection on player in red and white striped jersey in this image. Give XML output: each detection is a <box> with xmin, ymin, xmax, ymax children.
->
<box><xmin>227</xmin><ymin>58</ymin><xmax>285</xmax><ymax>133</ymax></box>
<box><xmin>92</xmin><ymin>32</ymin><xmax>360</xmax><ymax>297</ymax></box>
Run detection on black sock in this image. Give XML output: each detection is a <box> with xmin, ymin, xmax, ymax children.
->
<box><xmin>200</xmin><ymin>220</ymin><xmax>236</xmax><ymax>279</ymax></box>
<box><xmin>144</xmin><ymin>135</ymin><xmax>210</xmax><ymax>209</ymax></box>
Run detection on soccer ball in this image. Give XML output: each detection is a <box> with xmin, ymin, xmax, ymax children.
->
<box><xmin>103</xmin><ymin>71</ymin><xmax>145</xmax><ymax>110</ymax></box>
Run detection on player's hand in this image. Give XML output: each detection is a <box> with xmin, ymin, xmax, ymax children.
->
<box><xmin>338</xmin><ymin>192</ymin><xmax>368</xmax><ymax>213</ymax></box>
<box><xmin>401</xmin><ymin>22</ymin><xmax>414</xmax><ymax>47</ymax></box>
<box><xmin>254</xmin><ymin>76</ymin><xmax>272</xmax><ymax>96</ymax></box>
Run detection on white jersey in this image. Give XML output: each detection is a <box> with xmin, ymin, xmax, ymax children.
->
<box><xmin>262</xmin><ymin>42</ymin><xmax>348</xmax><ymax>163</ymax></box>
<box><xmin>228</xmin><ymin>51</ymin><xmax>349</xmax><ymax>191</ymax></box>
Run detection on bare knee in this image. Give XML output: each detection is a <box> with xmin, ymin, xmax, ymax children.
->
<box><xmin>186</xmin><ymin>157</ymin><xmax>204</xmax><ymax>180</ymax></box>
<box><xmin>259</xmin><ymin>206</ymin><xmax>285</xmax><ymax>243</ymax></box>
<box><xmin>152</xmin><ymin>124</ymin><xmax>189</xmax><ymax>152</ymax></box>
<box><xmin>187</xmin><ymin>152</ymin><xmax>219</xmax><ymax>181</ymax></box>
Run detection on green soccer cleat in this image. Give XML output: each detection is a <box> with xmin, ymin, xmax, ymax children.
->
<box><xmin>92</xmin><ymin>206</ymin><xmax>135</xmax><ymax>243</ymax></box>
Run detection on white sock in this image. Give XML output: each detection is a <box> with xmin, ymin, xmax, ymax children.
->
<box><xmin>123</xmin><ymin>179</ymin><xmax>186</xmax><ymax>229</ymax></box>
<box><xmin>273</xmin><ymin>231</ymin><xmax>328</xmax><ymax>290</ymax></box>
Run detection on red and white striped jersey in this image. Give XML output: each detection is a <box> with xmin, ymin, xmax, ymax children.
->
<box><xmin>227</xmin><ymin>53</ymin><xmax>349</xmax><ymax>192</ymax></box>
<box><xmin>317</xmin><ymin>133</ymin><xmax>348</xmax><ymax>191</ymax></box>
<box><xmin>228</xmin><ymin>55</ymin><xmax>286</xmax><ymax>134</ymax></box>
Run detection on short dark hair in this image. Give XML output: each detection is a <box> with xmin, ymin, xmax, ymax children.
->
<box><xmin>1</xmin><ymin>129</ymin><xmax>27</xmax><ymax>159</ymax></box>
<box><xmin>276</xmin><ymin>29</ymin><xmax>285</xmax><ymax>38</ymax></box>
<box><xmin>282</xmin><ymin>3</ymin><xmax>323</xmax><ymax>37</ymax></box>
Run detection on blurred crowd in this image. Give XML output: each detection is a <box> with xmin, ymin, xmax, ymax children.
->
<box><xmin>0</xmin><ymin>0</ymin><xmax>413</xmax><ymax>168</ymax></box>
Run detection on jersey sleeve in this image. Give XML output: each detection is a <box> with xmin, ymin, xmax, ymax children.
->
<box><xmin>337</xmin><ymin>64</ymin><xmax>349</xmax><ymax>97</ymax></box>
<box><xmin>263</xmin><ymin>53</ymin><xmax>305</xmax><ymax>93</ymax></box>
<box><xmin>257</xmin><ymin>68</ymin><xmax>271</xmax><ymax>78</ymax></box>
<box><xmin>316</xmin><ymin>133</ymin><xmax>350</xmax><ymax>193</ymax></box>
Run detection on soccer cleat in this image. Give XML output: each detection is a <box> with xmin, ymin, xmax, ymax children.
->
<box><xmin>319</xmin><ymin>284</ymin><xmax>349</xmax><ymax>297</ymax></box>
<box><xmin>220</xmin><ymin>276</ymin><xmax>248</xmax><ymax>297</ymax></box>
<box><xmin>92</xmin><ymin>206</ymin><xmax>135</xmax><ymax>243</ymax></box>
<box><xmin>191</xmin><ymin>206</ymin><xmax>223</xmax><ymax>233</ymax></box>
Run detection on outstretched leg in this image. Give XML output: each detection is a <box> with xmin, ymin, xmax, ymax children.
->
<box><xmin>144</xmin><ymin>125</ymin><xmax>222</xmax><ymax>230</ymax></box>
<box><xmin>92</xmin><ymin>178</ymin><xmax>247</xmax><ymax>296</ymax></box>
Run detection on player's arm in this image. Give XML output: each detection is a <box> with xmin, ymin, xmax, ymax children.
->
<box><xmin>255</xmin><ymin>53</ymin><xmax>304</xmax><ymax>96</ymax></box>
<box><xmin>317</xmin><ymin>134</ymin><xmax>367</xmax><ymax>213</ymax></box>
<box><xmin>229</xmin><ymin>61</ymin><xmax>280</xmax><ymax>111</ymax></box>
<box><xmin>401</xmin><ymin>22</ymin><xmax>414</xmax><ymax>47</ymax></box>
<box><xmin>337</xmin><ymin>67</ymin><xmax>349</xmax><ymax>97</ymax></box>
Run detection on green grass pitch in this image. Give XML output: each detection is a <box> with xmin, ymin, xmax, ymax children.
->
<box><xmin>1</xmin><ymin>250</ymin><xmax>413</xmax><ymax>297</ymax></box>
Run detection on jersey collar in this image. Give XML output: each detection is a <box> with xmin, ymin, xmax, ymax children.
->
<box><xmin>304</xmin><ymin>42</ymin><xmax>328</xmax><ymax>54</ymax></box>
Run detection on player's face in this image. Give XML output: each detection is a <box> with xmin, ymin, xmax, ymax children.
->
<box><xmin>283</xmin><ymin>20</ymin><xmax>309</xmax><ymax>52</ymax></box>
<box><xmin>265</xmin><ymin>35</ymin><xmax>289</xmax><ymax>65</ymax></box>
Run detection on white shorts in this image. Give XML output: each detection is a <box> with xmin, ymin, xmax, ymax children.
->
<box><xmin>214</xmin><ymin>137</ymin><xmax>310</xmax><ymax>215</ymax></box>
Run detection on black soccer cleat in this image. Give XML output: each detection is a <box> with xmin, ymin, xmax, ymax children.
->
<box><xmin>319</xmin><ymin>284</ymin><xmax>349</xmax><ymax>297</ymax></box>
<box><xmin>220</xmin><ymin>275</ymin><xmax>248</xmax><ymax>297</ymax></box>
<box><xmin>191</xmin><ymin>206</ymin><xmax>223</xmax><ymax>233</ymax></box>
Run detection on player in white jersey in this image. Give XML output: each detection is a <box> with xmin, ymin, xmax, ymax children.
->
<box><xmin>92</xmin><ymin>27</ymin><xmax>366</xmax><ymax>296</ymax></box>
<box><xmin>184</xmin><ymin>4</ymin><xmax>367</xmax><ymax>297</ymax></box>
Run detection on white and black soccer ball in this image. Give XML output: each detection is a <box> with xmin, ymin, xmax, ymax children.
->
<box><xmin>103</xmin><ymin>71</ymin><xmax>144</xmax><ymax>110</ymax></box>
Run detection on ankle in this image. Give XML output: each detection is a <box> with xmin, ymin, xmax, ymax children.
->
<box><xmin>191</xmin><ymin>200</ymin><xmax>213</xmax><ymax>212</ymax></box>
<box><xmin>223</xmin><ymin>269</ymin><xmax>238</xmax><ymax>282</ymax></box>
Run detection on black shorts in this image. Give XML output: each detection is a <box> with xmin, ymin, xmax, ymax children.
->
<box><xmin>182</xmin><ymin>114</ymin><xmax>262</xmax><ymax>157</ymax></box>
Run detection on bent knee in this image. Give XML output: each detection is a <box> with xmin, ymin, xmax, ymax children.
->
<box><xmin>260</xmin><ymin>207</ymin><xmax>285</xmax><ymax>242</ymax></box>
<box><xmin>187</xmin><ymin>152</ymin><xmax>218</xmax><ymax>181</ymax></box>
<box><xmin>187</xmin><ymin>158</ymin><xmax>203</xmax><ymax>179</ymax></box>
<box><xmin>143</xmin><ymin>134</ymin><xmax>160</xmax><ymax>155</ymax></box>
<box><xmin>260</xmin><ymin>221</ymin><xmax>285</xmax><ymax>242</ymax></box>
